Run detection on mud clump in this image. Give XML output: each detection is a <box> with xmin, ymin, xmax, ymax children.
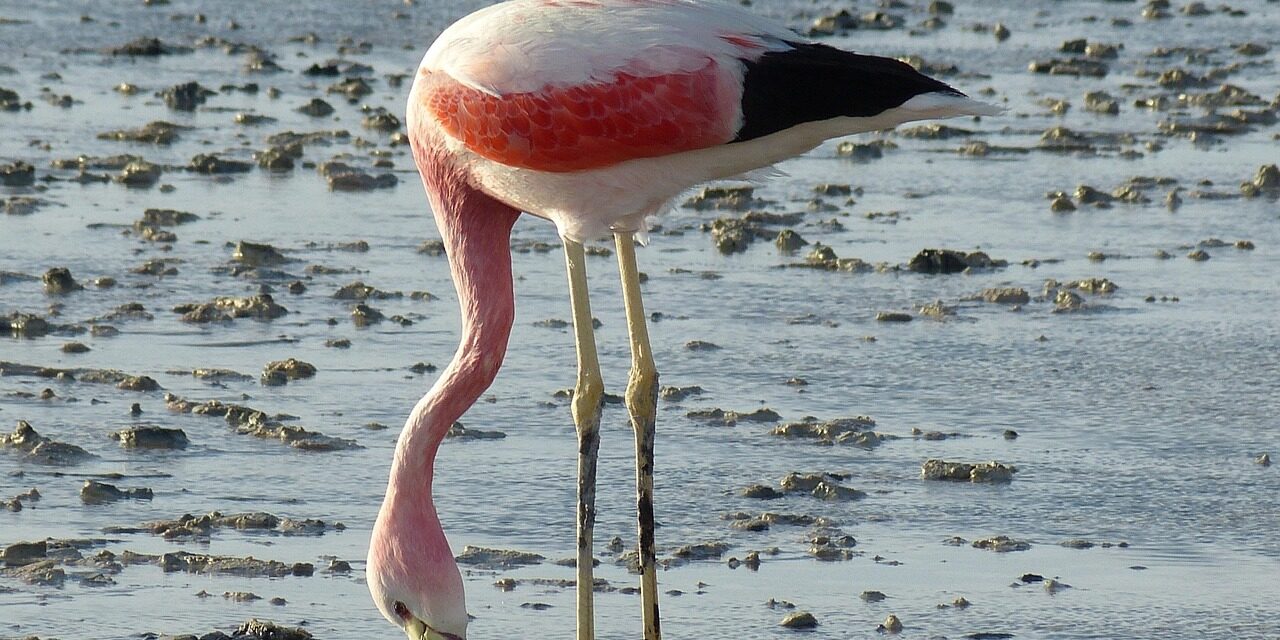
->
<box><xmin>80</xmin><ymin>480</ymin><xmax>153</xmax><ymax>504</ymax></box>
<box><xmin>98</xmin><ymin>121</ymin><xmax>187</xmax><ymax>145</ymax></box>
<box><xmin>672</xmin><ymin>541</ymin><xmax>731</xmax><ymax>561</ymax></box>
<box><xmin>232</xmin><ymin>241</ymin><xmax>289</xmax><ymax>266</ymax></box>
<box><xmin>1</xmin><ymin>540</ymin><xmax>48</xmax><ymax>566</ymax></box>
<box><xmin>456</xmin><ymin>546</ymin><xmax>544</xmax><ymax>570</ymax></box>
<box><xmin>798</xmin><ymin>243</ymin><xmax>873</xmax><ymax>273</ymax></box>
<box><xmin>319</xmin><ymin>161</ymin><xmax>397</xmax><ymax>191</ymax></box>
<box><xmin>297</xmin><ymin>98</ymin><xmax>335</xmax><ymax>116</ymax></box>
<box><xmin>1</xmin><ymin>559</ymin><xmax>65</xmax><ymax>586</ymax></box>
<box><xmin>1</xmin><ymin>420</ymin><xmax>95</xmax><ymax>465</ymax></box>
<box><xmin>682</xmin><ymin>185</ymin><xmax>765</xmax><ymax>211</ymax></box>
<box><xmin>190</xmin><ymin>153</ymin><xmax>252</xmax><ymax>174</ymax></box>
<box><xmin>333</xmin><ymin>281</ymin><xmax>402</xmax><ymax>301</ymax></box>
<box><xmin>108</xmin><ymin>37</ymin><xmax>193</xmax><ymax>56</ymax></box>
<box><xmin>260</xmin><ymin>358</ymin><xmax>317</xmax><ymax>386</ymax></box>
<box><xmin>1240</xmin><ymin>164</ymin><xmax>1279</xmax><ymax>198</ymax></box>
<box><xmin>165</xmin><ymin>393</ymin><xmax>359</xmax><ymax>451</ymax></box>
<box><xmin>42</xmin><ymin>267</ymin><xmax>82</xmax><ymax>294</ymax></box>
<box><xmin>159</xmin><ymin>81</ymin><xmax>215</xmax><ymax>111</ymax></box>
<box><xmin>921</xmin><ymin>459</ymin><xmax>1017</xmax><ymax>483</ymax></box>
<box><xmin>979</xmin><ymin>287</ymin><xmax>1030</xmax><ymax>304</ymax></box>
<box><xmin>135</xmin><ymin>208</ymin><xmax>199</xmax><ymax>228</ymax></box>
<box><xmin>0</xmin><ymin>160</ymin><xmax>36</xmax><ymax>186</ymax></box>
<box><xmin>116</xmin><ymin>160</ymin><xmax>161</xmax><ymax>187</ymax></box>
<box><xmin>137</xmin><ymin>550</ymin><xmax>314</xmax><ymax>577</ymax></box>
<box><xmin>177</xmin><ymin>294</ymin><xmax>288</xmax><ymax>323</ymax></box>
<box><xmin>445</xmin><ymin>421</ymin><xmax>507</xmax><ymax>440</ymax></box>
<box><xmin>908</xmin><ymin>249</ymin><xmax>1006</xmax><ymax>274</ymax></box>
<box><xmin>780</xmin><ymin>611</ymin><xmax>819</xmax><ymax>629</ymax></box>
<box><xmin>972</xmin><ymin>536</ymin><xmax>1032</xmax><ymax>552</ymax></box>
<box><xmin>110</xmin><ymin>425</ymin><xmax>189</xmax><ymax>449</ymax></box>
<box><xmin>771</xmin><ymin>416</ymin><xmax>885</xmax><ymax>448</ymax></box>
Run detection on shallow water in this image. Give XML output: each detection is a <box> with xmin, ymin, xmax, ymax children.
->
<box><xmin>2</xmin><ymin>1</ymin><xmax>1279</xmax><ymax>639</ymax></box>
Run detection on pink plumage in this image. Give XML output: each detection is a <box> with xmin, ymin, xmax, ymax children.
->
<box><xmin>368</xmin><ymin>1</ymin><xmax>998</xmax><ymax>638</ymax></box>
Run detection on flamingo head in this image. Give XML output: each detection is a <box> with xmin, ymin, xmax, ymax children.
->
<box><xmin>368</xmin><ymin>499</ymin><xmax>469</xmax><ymax>640</ymax></box>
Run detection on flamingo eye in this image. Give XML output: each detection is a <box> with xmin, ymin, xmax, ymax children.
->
<box><xmin>393</xmin><ymin>600</ymin><xmax>411</xmax><ymax>620</ymax></box>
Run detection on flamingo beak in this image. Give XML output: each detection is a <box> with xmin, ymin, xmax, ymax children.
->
<box><xmin>405</xmin><ymin>617</ymin><xmax>464</xmax><ymax>640</ymax></box>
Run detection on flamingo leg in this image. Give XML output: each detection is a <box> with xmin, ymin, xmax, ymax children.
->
<box><xmin>562</xmin><ymin>238</ymin><xmax>603</xmax><ymax>640</ymax></box>
<box><xmin>614</xmin><ymin>232</ymin><xmax>662</xmax><ymax>640</ymax></box>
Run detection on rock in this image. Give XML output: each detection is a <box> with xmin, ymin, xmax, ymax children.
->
<box><xmin>261</xmin><ymin>359</ymin><xmax>316</xmax><ymax>386</ymax></box>
<box><xmin>328</xmin><ymin>77</ymin><xmax>373</xmax><ymax>100</ymax></box>
<box><xmin>108</xmin><ymin>37</ymin><xmax>192</xmax><ymax>56</ymax></box>
<box><xmin>908</xmin><ymin>249</ymin><xmax>1006</xmax><ymax>274</ymax></box>
<box><xmin>1240</xmin><ymin>164</ymin><xmax>1279</xmax><ymax>197</ymax></box>
<box><xmin>117</xmin><ymin>160</ymin><xmax>161</xmax><ymax>187</ymax></box>
<box><xmin>42</xmin><ymin>267</ymin><xmax>81</xmax><ymax>294</ymax></box>
<box><xmin>363</xmin><ymin>111</ymin><xmax>401</xmax><ymax>132</ymax></box>
<box><xmin>682</xmin><ymin>185</ymin><xmax>761</xmax><ymax>211</ymax></box>
<box><xmin>333</xmin><ymin>281</ymin><xmax>402</xmax><ymax>301</ymax></box>
<box><xmin>992</xmin><ymin>23</ymin><xmax>1010</xmax><ymax>40</ymax></box>
<box><xmin>811</xmin><ymin>481</ymin><xmax>866</xmax><ymax>501</ymax></box>
<box><xmin>672</xmin><ymin>541</ymin><xmax>730</xmax><ymax>560</ymax></box>
<box><xmin>255</xmin><ymin>146</ymin><xmax>297</xmax><ymax>170</ymax></box>
<box><xmin>111</xmin><ymin>425</ymin><xmax>189</xmax><ymax>449</ymax></box>
<box><xmin>445</xmin><ymin>422</ymin><xmax>506</xmax><ymax>440</ymax></box>
<box><xmin>233</xmin><ymin>619</ymin><xmax>312</xmax><ymax>640</ymax></box>
<box><xmin>159</xmin><ymin>81</ymin><xmax>215</xmax><ymax>111</ymax></box>
<box><xmin>876</xmin><ymin>312</ymin><xmax>913</xmax><ymax>323</ymax></box>
<box><xmin>351</xmin><ymin>303</ymin><xmax>385</xmax><ymax>326</ymax></box>
<box><xmin>61</xmin><ymin>342</ymin><xmax>90</xmax><ymax>354</ymax></box>
<box><xmin>659</xmin><ymin>385</ymin><xmax>703</xmax><ymax>402</ymax></box>
<box><xmin>740</xmin><ymin>484</ymin><xmax>784</xmax><ymax>500</ymax></box>
<box><xmin>80</xmin><ymin>479</ymin><xmax>153</xmax><ymax>504</ymax></box>
<box><xmin>775</xmin><ymin>229</ymin><xmax>808</xmax><ymax>252</ymax></box>
<box><xmin>1256</xmin><ymin>453</ymin><xmax>1271</xmax><ymax>467</ymax></box>
<box><xmin>180</xmin><ymin>294</ymin><xmax>288</xmax><ymax>322</ymax></box>
<box><xmin>972</xmin><ymin>535</ymin><xmax>1031</xmax><ymax>552</ymax></box>
<box><xmin>780</xmin><ymin>611</ymin><xmax>818</xmax><ymax>629</ymax></box>
<box><xmin>297</xmin><ymin>98</ymin><xmax>336</xmax><ymax>117</ymax></box>
<box><xmin>98</xmin><ymin>121</ymin><xmax>186</xmax><ymax>145</ymax></box>
<box><xmin>190</xmin><ymin>153</ymin><xmax>252</xmax><ymax>174</ymax></box>
<box><xmin>921</xmin><ymin>459</ymin><xmax>1017</xmax><ymax>483</ymax></box>
<box><xmin>325</xmin><ymin>166</ymin><xmax>398</xmax><ymax>191</ymax></box>
<box><xmin>4</xmin><ymin>195</ymin><xmax>44</xmax><ymax>215</ymax></box>
<box><xmin>861</xmin><ymin>590</ymin><xmax>887</xmax><ymax>602</ymax></box>
<box><xmin>2</xmin><ymin>559</ymin><xmax>65</xmax><ymax>586</ymax></box>
<box><xmin>1083</xmin><ymin>91</ymin><xmax>1120</xmax><ymax>115</ymax></box>
<box><xmin>684</xmin><ymin>340</ymin><xmax>721</xmax><ymax>351</ymax></box>
<box><xmin>1</xmin><ymin>420</ymin><xmax>95</xmax><ymax>464</ymax></box>
<box><xmin>1064</xmin><ymin>278</ymin><xmax>1118</xmax><ymax>294</ymax></box>
<box><xmin>981</xmin><ymin>288</ymin><xmax>1029</xmax><ymax>304</ymax></box>
<box><xmin>455</xmin><ymin>546</ymin><xmax>544</xmax><ymax>569</ymax></box>
<box><xmin>1187</xmin><ymin>249</ymin><xmax>1210</xmax><ymax>262</ymax></box>
<box><xmin>1049</xmin><ymin>195</ymin><xmax>1076</xmax><ymax>212</ymax></box>
<box><xmin>1028</xmin><ymin>58</ymin><xmax>1108</xmax><ymax>77</ymax></box>
<box><xmin>233</xmin><ymin>241</ymin><xmax>288</xmax><ymax>266</ymax></box>
<box><xmin>879</xmin><ymin>614</ymin><xmax>903</xmax><ymax>633</ymax></box>
<box><xmin>165</xmin><ymin>393</ymin><xmax>360</xmax><ymax>451</ymax></box>
<box><xmin>0</xmin><ymin>160</ymin><xmax>35</xmax><ymax>186</ymax></box>
<box><xmin>1053</xmin><ymin>290</ymin><xmax>1085</xmax><ymax>312</ymax></box>
<box><xmin>1</xmin><ymin>540</ymin><xmax>47</xmax><ymax>566</ymax></box>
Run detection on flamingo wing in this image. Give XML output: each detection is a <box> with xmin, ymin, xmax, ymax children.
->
<box><xmin>417</xmin><ymin>0</ymin><xmax>795</xmax><ymax>172</ymax></box>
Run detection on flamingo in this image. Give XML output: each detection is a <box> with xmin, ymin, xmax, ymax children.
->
<box><xmin>366</xmin><ymin>1</ymin><xmax>999</xmax><ymax>638</ymax></box>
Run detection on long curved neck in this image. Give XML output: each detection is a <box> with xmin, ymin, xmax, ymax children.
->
<box><xmin>388</xmin><ymin>149</ymin><xmax>522</xmax><ymax>511</ymax></box>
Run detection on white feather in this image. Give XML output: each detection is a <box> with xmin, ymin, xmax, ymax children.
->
<box><xmin>422</xmin><ymin>0</ymin><xmax>797</xmax><ymax>95</ymax></box>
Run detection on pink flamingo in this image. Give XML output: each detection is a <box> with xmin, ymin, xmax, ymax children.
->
<box><xmin>366</xmin><ymin>1</ymin><xmax>999</xmax><ymax>638</ymax></box>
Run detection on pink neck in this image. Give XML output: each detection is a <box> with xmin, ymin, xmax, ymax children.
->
<box><xmin>386</xmin><ymin>149</ymin><xmax>521</xmax><ymax>527</ymax></box>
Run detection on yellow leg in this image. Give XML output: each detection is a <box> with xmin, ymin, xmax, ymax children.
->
<box><xmin>614</xmin><ymin>232</ymin><xmax>661</xmax><ymax>640</ymax></box>
<box><xmin>563</xmin><ymin>238</ymin><xmax>603</xmax><ymax>640</ymax></box>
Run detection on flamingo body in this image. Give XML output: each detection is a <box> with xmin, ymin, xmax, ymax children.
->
<box><xmin>371</xmin><ymin>1</ymin><xmax>999</xmax><ymax>638</ymax></box>
<box><xmin>409</xmin><ymin>0</ymin><xmax>998</xmax><ymax>240</ymax></box>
